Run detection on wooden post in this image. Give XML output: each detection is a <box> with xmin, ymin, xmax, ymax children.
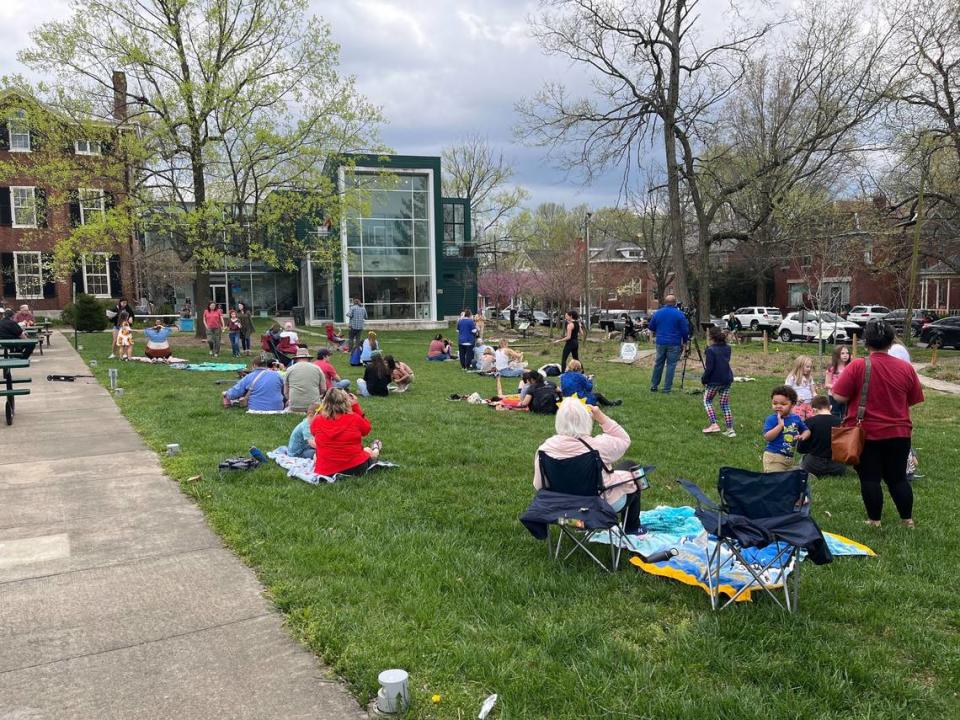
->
<box><xmin>851</xmin><ymin>334</ymin><xmax>857</xmax><ymax>358</ymax></box>
<box><xmin>763</xmin><ymin>330</ymin><xmax>768</xmax><ymax>354</ymax></box>
<box><xmin>931</xmin><ymin>346</ymin><xmax>939</xmax><ymax>367</ymax></box>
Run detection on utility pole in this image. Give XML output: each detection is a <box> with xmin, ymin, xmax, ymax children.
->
<box><xmin>584</xmin><ymin>211</ymin><xmax>592</xmax><ymax>330</ymax></box>
<box><xmin>904</xmin><ymin>137</ymin><xmax>929</xmax><ymax>348</ymax></box>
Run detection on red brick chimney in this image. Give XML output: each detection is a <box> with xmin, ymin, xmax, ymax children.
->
<box><xmin>112</xmin><ymin>71</ymin><xmax>127</xmax><ymax>122</ymax></box>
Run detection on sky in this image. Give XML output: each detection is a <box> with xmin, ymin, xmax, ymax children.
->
<box><xmin>0</xmin><ymin>0</ymin><xmax>630</xmax><ymax>209</ymax></box>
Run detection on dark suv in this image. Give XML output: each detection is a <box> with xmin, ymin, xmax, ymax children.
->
<box><xmin>882</xmin><ymin>309</ymin><xmax>939</xmax><ymax>337</ymax></box>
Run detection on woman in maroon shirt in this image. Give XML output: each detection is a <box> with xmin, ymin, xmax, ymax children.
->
<box><xmin>309</xmin><ymin>388</ymin><xmax>382</xmax><ymax>476</ymax></box>
<box><xmin>832</xmin><ymin>319</ymin><xmax>924</xmax><ymax>528</ymax></box>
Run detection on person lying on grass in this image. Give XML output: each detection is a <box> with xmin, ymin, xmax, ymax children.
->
<box><xmin>310</xmin><ymin>387</ymin><xmax>382</xmax><ymax>477</ymax></box>
<box><xmin>533</xmin><ymin>397</ymin><xmax>641</xmax><ymax>533</ymax></box>
<box><xmin>560</xmin><ymin>359</ymin><xmax>622</xmax><ymax>407</ymax></box>
<box><xmin>493</xmin><ymin>371</ymin><xmax>560</xmax><ymax>413</ymax></box>
<box><xmin>286</xmin><ymin>402</ymin><xmax>319</xmax><ymax>459</ymax></box>
<box><xmin>222</xmin><ymin>356</ymin><xmax>285</xmax><ymax>411</ymax></box>
<box><xmin>385</xmin><ymin>355</ymin><xmax>415</xmax><ymax>392</ymax></box>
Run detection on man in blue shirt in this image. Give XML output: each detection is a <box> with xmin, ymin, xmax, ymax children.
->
<box><xmin>346</xmin><ymin>298</ymin><xmax>367</xmax><ymax>352</ymax></box>
<box><xmin>456</xmin><ymin>309</ymin><xmax>478</xmax><ymax>369</ymax></box>
<box><xmin>222</xmin><ymin>357</ymin><xmax>285</xmax><ymax>411</ymax></box>
<box><xmin>647</xmin><ymin>295</ymin><xmax>690</xmax><ymax>394</ymax></box>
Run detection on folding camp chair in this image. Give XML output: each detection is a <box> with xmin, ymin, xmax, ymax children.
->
<box><xmin>677</xmin><ymin>467</ymin><xmax>831</xmax><ymax>612</ymax></box>
<box><xmin>520</xmin><ymin>448</ymin><xmax>648</xmax><ymax>572</ymax></box>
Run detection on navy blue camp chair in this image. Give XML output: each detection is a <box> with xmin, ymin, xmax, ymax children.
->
<box><xmin>677</xmin><ymin>467</ymin><xmax>832</xmax><ymax>611</ymax></box>
<box><xmin>520</xmin><ymin>448</ymin><xmax>649</xmax><ymax>572</ymax></box>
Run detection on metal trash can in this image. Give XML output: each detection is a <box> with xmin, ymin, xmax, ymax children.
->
<box><xmin>292</xmin><ymin>306</ymin><xmax>305</xmax><ymax>326</ymax></box>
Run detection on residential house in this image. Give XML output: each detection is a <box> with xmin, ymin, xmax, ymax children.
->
<box><xmin>0</xmin><ymin>75</ymin><xmax>134</xmax><ymax>316</ymax></box>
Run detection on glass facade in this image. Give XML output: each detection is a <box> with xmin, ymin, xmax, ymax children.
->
<box><xmin>343</xmin><ymin>171</ymin><xmax>433</xmax><ymax>320</ymax></box>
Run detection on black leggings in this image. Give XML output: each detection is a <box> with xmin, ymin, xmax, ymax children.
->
<box><xmin>561</xmin><ymin>341</ymin><xmax>579</xmax><ymax>370</ymax></box>
<box><xmin>855</xmin><ymin>437</ymin><xmax>913</xmax><ymax>521</ymax></box>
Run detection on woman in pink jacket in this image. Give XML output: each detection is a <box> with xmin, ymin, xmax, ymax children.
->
<box><xmin>533</xmin><ymin>397</ymin><xmax>641</xmax><ymax>533</ymax></box>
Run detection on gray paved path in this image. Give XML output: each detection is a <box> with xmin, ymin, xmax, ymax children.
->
<box><xmin>912</xmin><ymin>362</ymin><xmax>960</xmax><ymax>396</ymax></box>
<box><xmin>0</xmin><ymin>332</ymin><xmax>366</xmax><ymax>720</ymax></box>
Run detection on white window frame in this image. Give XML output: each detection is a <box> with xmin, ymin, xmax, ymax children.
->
<box><xmin>78</xmin><ymin>188</ymin><xmax>105</xmax><ymax>225</ymax></box>
<box><xmin>8</xmin><ymin>112</ymin><xmax>31</xmax><ymax>152</ymax></box>
<box><xmin>74</xmin><ymin>139</ymin><xmax>102</xmax><ymax>156</ymax></box>
<box><xmin>11</xmin><ymin>186</ymin><xmax>37</xmax><ymax>228</ymax></box>
<box><xmin>82</xmin><ymin>252</ymin><xmax>111</xmax><ymax>298</ymax></box>
<box><xmin>13</xmin><ymin>251</ymin><xmax>43</xmax><ymax>300</ymax></box>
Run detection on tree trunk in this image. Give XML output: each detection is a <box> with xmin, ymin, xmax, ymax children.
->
<box><xmin>662</xmin><ymin>2</ymin><xmax>689</xmax><ymax>306</ymax></box>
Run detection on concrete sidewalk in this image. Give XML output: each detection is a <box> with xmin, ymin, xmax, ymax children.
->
<box><xmin>912</xmin><ymin>362</ymin><xmax>960</xmax><ymax>396</ymax></box>
<box><xmin>0</xmin><ymin>333</ymin><xmax>365</xmax><ymax>719</ymax></box>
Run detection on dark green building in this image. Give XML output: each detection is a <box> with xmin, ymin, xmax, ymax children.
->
<box><xmin>301</xmin><ymin>154</ymin><xmax>476</xmax><ymax>326</ymax></box>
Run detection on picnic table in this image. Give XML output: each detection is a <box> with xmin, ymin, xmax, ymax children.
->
<box><xmin>0</xmin><ymin>357</ymin><xmax>30</xmax><ymax>425</ymax></box>
<box><xmin>0</xmin><ymin>338</ymin><xmax>39</xmax><ymax>360</ymax></box>
<box><xmin>22</xmin><ymin>326</ymin><xmax>48</xmax><ymax>355</ymax></box>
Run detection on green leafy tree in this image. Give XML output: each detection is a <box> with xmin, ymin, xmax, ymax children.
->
<box><xmin>20</xmin><ymin>0</ymin><xmax>383</xmax><ymax>334</ymax></box>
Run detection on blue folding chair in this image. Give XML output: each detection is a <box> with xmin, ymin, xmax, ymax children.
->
<box><xmin>677</xmin><ymin>467</ymin><xmax>832</xmax><ymax>611</ymax></box>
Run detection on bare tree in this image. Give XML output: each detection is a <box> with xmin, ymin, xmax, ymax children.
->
<box><xmin>441</xmin><ymin>135</ymin><xmax>528</xmax><ymax>271</ymax></box>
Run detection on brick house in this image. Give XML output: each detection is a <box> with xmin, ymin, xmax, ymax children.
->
<box><xmin>589</xmin><ymin>238</ymin><xmax>663</xmax><ymax>312</ymax></box>
<box><xmin>0</xmin><ymin>76</ymin><xmax>134</xmax><ymax>317</ymax></box>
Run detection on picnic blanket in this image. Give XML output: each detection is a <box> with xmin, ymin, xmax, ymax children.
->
<box><xmin>128</xmin><ymin>355</ymin><xmax>189</xmax><ymax>364</ymax></box>
<box><xmin>180</xmin><ymin>362</ymin><xmax>247</xmax><ymax>372</ymax></box>
<box><xmin>267</xmin><ymin>447</ymin><xmax>399</xmax><ymax>485</ymax></box>
<box><xmin>589</xmin><ymin>505</ymin><xmax>875</xmax><ymax>602</ymax></box>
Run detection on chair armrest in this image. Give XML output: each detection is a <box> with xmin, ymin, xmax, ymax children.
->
<box><xmin>676</xmin><ymin>478</ymin><xmax>719</xmax><ymax>510</ymax></box>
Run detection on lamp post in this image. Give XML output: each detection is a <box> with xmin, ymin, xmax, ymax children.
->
<box><xmin>584</xmin><ymin>212</ymin><xmax>592</xmax><ymax>330</ymax></box>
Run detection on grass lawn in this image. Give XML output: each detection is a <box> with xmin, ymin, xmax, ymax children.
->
<box><xmin>72</xmin><ymin>325</ymin><xmax>960</xmax><ymax>719</ymax></box>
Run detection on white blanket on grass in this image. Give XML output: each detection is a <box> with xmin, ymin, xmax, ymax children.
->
<box><xmin>267</xmin><ymin>447</ymin><xmax>398</xmax><ymax>485</ymax></box>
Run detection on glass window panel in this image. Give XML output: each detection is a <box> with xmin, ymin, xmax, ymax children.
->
<box><xmin>79</xmin><ymin>188</ymin><xmax>105</xmax><ymax>225</ymax></box>
<box><xmin>83</xmin><ymin>253</ymin><xmax>110</xmax><ymax>297</ymax></box>
<box><xmin>347</xmin><ymin>247</ymin><xmax>361</xmax><ymax>272</ymax></box>
<box><xmin>409</xmin><ymin>175</ymin><xmax>427</xmax><ymax>191</ymax></box>
<box><xmin>9</xmin><ymin>112</ymin><xmax>30</xmax><ymax>152</ymax></box>
<box><xmin>370</xmin><ymin>191</ymin><xmax>412</xmax><ymax>219</ymax></box>
<box><xmin>443</xmin><ymin>226</ymin><xmax>455</xmax><ymax>244</ymax></box>
<box><xmin>345</xmin><ymin>219</ymin><xmax>362</xmax><ymax>247</ymax></box>
<box><xmin>413</xmin><ymin>220</ymin><xmax>429</xmax><ymax>247</ymax></box>
<box><xmin>413</xmin><ymin>249</ymin><xmax>430</xmax><ymax>274</ymax></box>
<box><xmin>252</xmin><ymin>274</ymin><xmax>277</xmax><ymax>314</ymax></box>
<box><xmin>363</xmin><ymin>276</ymin><xmax>415</xmax><ymax>305</ymax></box>
<box><xmin>12</xmin><ymin>187</ymin><xmax>37</xmax><ymax>227</ymax></box>
<box><xmin>416</xmin><ymin>303</ymin><xmax>431</xmax><ymax>319</ymax></box>
<box><xmin>14</xmin><ymin>252</ymin><xmax>43</xmax><ymax>298</ymax></box>
<box><xmin>443</xmin><ymin>204</ymin><xmax>454</xmax><ymax>223</ymax></box>
<box><xmin>415</xmin><ymin>275</ymin><xmax>432</xmax><ymax>304</ymax></box>
<box><xmin>454</xmin><ymin>225</ymin><xmax>464</xmax><ymax>244</ymax></box>
<box><xmin>361</xmin><ymin>247</ymin><xmax>415</xmax><ymax>275</ymax></box>
<box><xmin>349</xmin><ymin>277</ymin><xmax>364</xmax><ymax>301</ymax></box>
<box><xmin>454</xmin><ymin>204</ymin><xmax>464</xmax><ymax>223</ymax></box>
<box><xmin>413</xmin><ymin>192</ymin><xmax>427</xmax><ymax>219</ymax></box>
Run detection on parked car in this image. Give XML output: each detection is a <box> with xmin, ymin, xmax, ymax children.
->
<box><xmin>776</xmin><ymin>310</ymin><xmax>857</xmax><ymax>343</ymax></box>
<box><xmin>597</xmin><ymin>309</ymin><xmax>635</xmax><ymax>331</ymax></box>
<box><xmin>732</xmin><ymin>306</ymin><xmax>783</xmax><ymax>330</ymax></box>
<box><xmin>531</xmin><ymin>310</ymin><xmax>550</xmax><ymax>326</ymax></box>
<box><xmin>846</xmin><ymin>305</ymin><xmax>892</xmax><ymax>325</ymax></box>
<box><xmin>883</xmin><ymin>309</ymin><xmax>939</xmax><ymax>337</ymax></box>
<box><xmin>919</xmin><ymin>316</ymin><xmax>960</xmax><ymax>349</ymax></box>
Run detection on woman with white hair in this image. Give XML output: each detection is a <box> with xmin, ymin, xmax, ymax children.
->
<box><xmin>532</xmin><ymin>397</ymin><xmax>641</xmax><ymax>533</ymax></box>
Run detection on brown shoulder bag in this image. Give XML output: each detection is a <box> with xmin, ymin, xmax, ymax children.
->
<box><xmin>831</xmin><ymin>358</ymin><xmax>871</xmax><ymax>465</ymax></box>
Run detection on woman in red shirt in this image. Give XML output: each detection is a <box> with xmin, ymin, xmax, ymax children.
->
<box><xmin>310</xmin><ymin>388</ymin><xmax>382</xmax><ymax>476</ymax></box>
<box><xmin>202</xmin><ymin>301</ymin><xmax>226</xmax><ymax>357</ymax></box>
<box><xmin>832</xmin><ymin>319</ymin><xmax>924</xmax><ymax>528</ymax></box>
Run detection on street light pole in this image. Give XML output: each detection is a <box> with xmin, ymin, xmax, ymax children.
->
<box><xmin>584</xmin><ymin>212</ymin><xmax>592</xmax><ymax>330</ymax></box>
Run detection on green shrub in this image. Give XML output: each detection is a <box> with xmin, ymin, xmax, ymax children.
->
<box><xmin>63</xmin><ymin>293</ymin><xmax>111</xmax><ymax>332</ymax></box>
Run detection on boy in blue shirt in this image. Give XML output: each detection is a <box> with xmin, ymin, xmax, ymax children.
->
<box><xmin>762</xmin><ymin>385</ymin><xmax>811</xmax><ymax>472</ymax></box>
<box><xmin>285</xmin><ymin>402</ymin><xmax>319</xmax><ymax>459</ymax></box>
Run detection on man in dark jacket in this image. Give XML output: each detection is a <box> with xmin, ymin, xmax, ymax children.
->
<box><xmin>0</xmin><ymin>308</ymin><xmax>34</xmax><ymax>358</ymax></box>
<box><xmin>647</xmin><ymin>295</ymin><xmax>690</xmax><ymax>393</ymax></box>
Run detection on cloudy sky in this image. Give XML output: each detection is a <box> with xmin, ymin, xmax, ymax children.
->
<box><xmin>0</xmin><ymin>0</ymin><xmax>631</xmax><ymax>208</ymax></box>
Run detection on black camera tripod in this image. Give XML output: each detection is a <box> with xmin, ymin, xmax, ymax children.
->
<box><xmin>678</xmin><ymin>334</ymin><xmax>704</xmax><ymax>392</ymax></box>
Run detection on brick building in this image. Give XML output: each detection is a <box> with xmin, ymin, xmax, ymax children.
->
<box><xmin>0</xmin><ymin>76</ymin><xmax>133</xmax><ymax>317</ymax></box>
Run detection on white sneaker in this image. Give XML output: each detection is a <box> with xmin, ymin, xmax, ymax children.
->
<box><xmin>723</xmin><ymin>429</ymin><xmax>737</xmax><ymax>438</ymax></box>
<box><xmin>108</xmin><ymin>354</ymin><xmax>115</xmax><ymax>359</ymax></box>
